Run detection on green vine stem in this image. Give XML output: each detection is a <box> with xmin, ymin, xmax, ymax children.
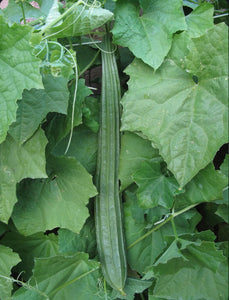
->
<box><xmin>213</xmin><ymin>13</ymin><xmax>229</xmax><ymax>18</ymax></box>
<box><xmin>127</xmin><ymin>204</ymin><xmax>197</xmax><ymax>249</ymax></box>
<box><xmin>20</xmin><ymin>2</ymin><xmax>26</xmax><ymax>24</ymax></box>
<box><xmin>171</xmin><ymin>215</ymin><xmax>178</xmax><ymax>240</ymax></box>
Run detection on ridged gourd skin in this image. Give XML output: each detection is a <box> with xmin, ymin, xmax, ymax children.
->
<box><xmin>95</xmin><ymin>31</ymin><xmax>127</xmax><ymax>295</ymax></box>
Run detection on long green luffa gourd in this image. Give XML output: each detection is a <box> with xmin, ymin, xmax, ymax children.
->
<box><xmin>95</xmin><ymin>31</ymin><xmax>127</xmax><ymax>295</ymax></box>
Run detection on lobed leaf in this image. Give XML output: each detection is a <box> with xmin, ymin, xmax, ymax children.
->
<box><xmin>12</xmin><ymin>253</ymin><xmax>101</xmax><ymax>300</ymax></box>
<box><xmin>9</xmin><ymin>75</ymin><xmax>69</xmax><ymax>144</ymax></box>
<box><xmin>112</xmin><ymin>0</ymin><xmax>186</xmax><ymax>69</ymax></box>
<box><xmin>174</xmin><ymin>163</ymin><xmax>228</xmax><ymax>210</ymax></box>
<box><xmin>12</xmin><ymin>155</ymin><xmax>97</xmax><ymax>235</ymax></box>
<box><xmin>0</xmin><ymin>16</ymin><xmax>43</xmax><ymax>143</ymax></box>
<box><xmin>121</xmin><ymin>23</ymin><xmax>228</xmax><ymax>187</ymax></box>
<box><xmin>59</xmin><ymin>217</ymin><xmax>97</xmax><ymax>258</ymax></box>
<box><xmin>133</xmin><ymin>160</ymin><xmax>180</xmax><ymax>209</ymax></box>
<box><xmin>0</xmin><ymin>129</ymin><xmax>47</xmax><ymax>223</ymax></box>
<box><xmin>1</xmin><ymin>231</ymin><xmax>59</xmax><ymax>281</ymax></box>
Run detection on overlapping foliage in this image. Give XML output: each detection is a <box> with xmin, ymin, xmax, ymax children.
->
<box><xmin>0</xmin><ymin>0</ymin><xmax>228</xmax><ymax>299</ymax></box>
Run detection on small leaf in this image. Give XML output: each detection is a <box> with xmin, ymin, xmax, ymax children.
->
<box><xmin>133</xmin><ymin>160</ymin><xmax>180</xmax><ymax>209</ymax></box>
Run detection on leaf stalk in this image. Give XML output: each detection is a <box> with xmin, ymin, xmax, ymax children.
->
<box><xmin>127</xmin><ymin>204</ymin><xmax>197</xmax><ymax>249</ymax></box>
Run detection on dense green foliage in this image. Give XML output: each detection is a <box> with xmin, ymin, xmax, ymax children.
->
<box><xmin>0</xmin><ymin>0</ymin><xmax>228</xmax><ymax>299</ymax></box>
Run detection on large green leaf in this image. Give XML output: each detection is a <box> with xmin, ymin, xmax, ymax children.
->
<box><xmin>150</xmin><ymin>254</ymin><xmax>228</xmax><ymax>300</ymax></box>
<box><xmin>121</xmin><ymin>23</ymin><xmax>228</xmax><ymax>187</ymax></box>
<box><xmin>174</xmin><ymin>163</ymin><xmax>228</xmax><ymax>209</ymax></box>
<box><xmin>0</xmin><ymin>16</ymin><xmax>43</xmax><ymax>143</ymax></box>
<box><xmin>12</xmin><ymin>155</ymin><xmax>97</xmax><ymax>235</ymax></box>
<box><xmin>119</xmin><ymin>132</ymin><xmax>159</xmax><ymax>190</ymax></box>
<box><xmin>12</xmin><ymin>253</ymin><xmax>101</xmax><ymax>300</ymax></box>
<box><xmin>133</xmin><ymin>160</ymin><xmax>180</xmax><ymax>209</ymax></box>
<box><xmin>9</xmin><ymin>75</ymin><xmax>69</xmax><ymax>144</ymax></box>
<box><xmin>44</xmin><ymin>4</ymin><xmax>113</xmax><ymax>38</ymax></box>
<box><xmin>1</xmin><ymin>232</ymin><xmax>59</xmax><ymax>281</ymax></box>
<box><xmin>0</xmin><ymin>245</ymin><xmax>21</xmax><ymax>300</ymax></box>
<box><xmin>112</xmin><ymin>0</ymin><xmax>186</xmax><ymax>69</ymax></box>
<box><xmin>0</xmin><ymin>129</ymin><xmax>47</xmax><ymax>223</ymax></box>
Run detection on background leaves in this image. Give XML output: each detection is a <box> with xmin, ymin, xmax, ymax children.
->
<box><xmin>0</xmin><ymin>1</ymin><xmax>228</xmax><ymax>299</ymax></box>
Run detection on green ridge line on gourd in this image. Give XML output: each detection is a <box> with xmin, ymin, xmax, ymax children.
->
<box><xmin>95</xmin><ymin>29</ymin><xmax>127</xmax><ymax>295</ymax></box>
